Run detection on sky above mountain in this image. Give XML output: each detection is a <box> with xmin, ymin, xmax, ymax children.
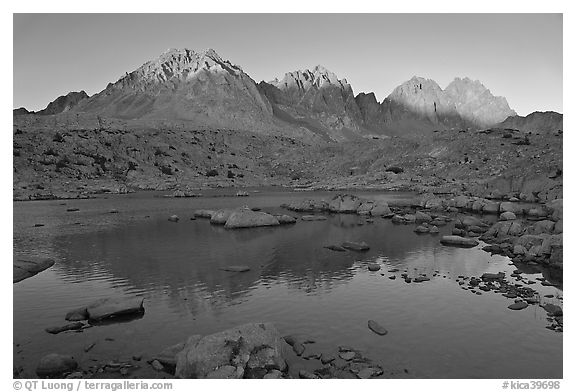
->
<box><xmin>13</xmin><ymin>13</ymin><xmax>562</xmax><ymax>116</ymax></box>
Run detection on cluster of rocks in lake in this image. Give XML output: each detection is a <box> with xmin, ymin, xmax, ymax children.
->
<box><xmin>277</xmin><ymin>193</ymin><xmax>563</xmax><ymax>272</ymax></box>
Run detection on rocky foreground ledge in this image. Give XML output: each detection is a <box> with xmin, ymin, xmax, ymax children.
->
<box><xmin>13</xmin><ymin>258</ymin><xmax>55</xmax><ymax>283</ymax></box>
<box><xmin>36</xmin><ymin>322</ymin><xmax>391</xmax><ymax>379</ymax></box>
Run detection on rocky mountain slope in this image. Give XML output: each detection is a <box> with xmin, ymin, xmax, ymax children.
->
<box><xmin>72</xmin><ymin>49</ymin><xmax>320</xmax><ymax>142</ymax></box>
<box><xmin>496</xmin><ymin>111</ymin><xmax>563</xmax><ymax>133</ymax></box>
<box><xmin>12</xmin><ymin>47</ymin><xmax>561</xmax><ymax>202</ymax></box>
<box><xmin>259</xmin><ymin>66</ymin><xmax>368</xmax><ymax>141</ymax></box>
<box><xmin>444</xmin><ymin>77</ymin><xmax>515</xmax><ymax>128</ymax></box>
<box><xmin>13</xmin><ymin>111</ymin><xmax>562</xmax><ymax>203</ymax></box>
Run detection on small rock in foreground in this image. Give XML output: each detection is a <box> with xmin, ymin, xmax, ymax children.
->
<box><xmin>36</xmin><ymin>354</ymin><xmax>78</xmax><ymax>377</ymax></box>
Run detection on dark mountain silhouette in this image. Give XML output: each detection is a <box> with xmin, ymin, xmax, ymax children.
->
<box><xmin>37</xmin><ymin>91</ymin><xmax>88</xmax><ymax>115</ymax></box>
<box><xmin>13</xmin><ymin>107</ymin><xmax>32</xmax><ymax>116</ymax></box>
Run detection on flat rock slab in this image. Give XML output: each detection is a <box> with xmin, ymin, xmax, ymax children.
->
<box><xmin>193</xmin><ymin>210</ymin><xmax>215</xmax><ymax>219</ymax></box>
<box><xmin>85</xmin><ymin>297</ymin><xmax>144</xmax><ymax>321</ymax></box>
<box><xmin>45</xmin><ymin>322</ymin><xmax>84</xmax><ymax>334</ymax></box>
<box><xmin>219</xmin><ymin>265</ymin><xmax>251</xmax><ymax>272</ymax></box>
<box><xmin>14</xmin><ymin>258</ymin><xmax>55</xmax><ymax>283</ymax></box>
<box><xmin>367</xmin><ymin>320</ymin><xmax>388</xmax><ymax>335</ymax></box>
<box><xmin>439</xmin><ymin>235</ymin><xmax>479</xmax><ymax>248</ymax></box>
<box><xmin>224</xmin><ymin>209</ymin><xmax>280</xmax><ymax>229</ymax></box>
<box><xmin>341</xmin><ymin>241</ymin><xmax>370</xmax><ymax>251</ymax></box>
<box><xmin>508</xmin><ymin>302</ymin><xmax>529</xmax><ymax>310</ymax></box>
<box><xmin>324</xmin><ymin>245</ymin><xmax>347</xmax><ymax>252</ymax></box>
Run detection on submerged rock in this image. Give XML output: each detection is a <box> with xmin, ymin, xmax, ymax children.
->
<box><xmin>481</xmin><ymin>272</ymin><xmax>505</xmax><ymax>281</ymax></box>
<box><xmin>193</xmin><ymin>210</ymin><xmax>215</xmax><ymax>219</ymax></box>
<box><xmin>324</xmin><ymin>245</ymin><xmax>347</xmax><ymax>252</ymax></box>
<box><xmin>341</xmin><ymin>241</ymin><xmax>370</xmax><ymax>251</ymax></box>
<box><xmin>367</xmin><ymin>320</ymin><xmax>388</xmax><ymax>335</ymax></box>
<box><xmin>439</xmin><ymin>235</ymin><xmax>479</xmax><ymax>248</ymax></box>
<box><xmin>45</xmin><ymin>322</ymin><xmax>84</xmax><ymax>334</ymax></box>
<box><xmin>508</xmin><ymin>302</ymin><xmax>529</xmax><ymax>310</ymax></box>
<box><xmin>36</xmin><ymin>354</ymin><xmax>78</xmax><ymax>377</ymax></box>
<box><xmin>219</xmin><ymin>265</ymin><xmax>251</xmax><ymax>272</ymax></box>
<box><xmin>301</xmin><ymin>215</ymin><xmax>328</xmax><ymax>221</ymax></box>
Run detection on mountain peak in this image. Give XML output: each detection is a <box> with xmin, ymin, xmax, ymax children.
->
<box><xmin>110</xmin><ymin>47</ymin><xmax>245</xmax><ymax>91</ymax></box>
<box><xmin>270</xmin><ymin>65</ymin><xmax>349</xmax><ymax>92</ymax></box>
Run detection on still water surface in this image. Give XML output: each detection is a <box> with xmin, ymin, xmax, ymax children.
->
<box><xmin>13</xmin><ymin>189</ymin><xmax>562</xmax><ymax>378</ymax></box>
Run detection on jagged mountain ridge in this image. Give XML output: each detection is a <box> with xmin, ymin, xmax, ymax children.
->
<box><xmin>259</xmin><ymin>65</ymin><xmax>367</xmax><ymax>141</ymax></box>
<box><xmin>20</xmin><ymin>48</ymin><xmax>522</xmax><ymax>140</ymax></box>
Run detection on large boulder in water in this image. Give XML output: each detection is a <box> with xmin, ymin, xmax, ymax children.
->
<box><xmin>175</xmin><ymin>323</ymin><xmax>288</xmax><ymax>379</ymax></box>
<box><xmin>36</xmin><ymin>354</ymin><xmax>78</xmax><ymax>377</ymax></box>
<box><xmin>370</xmin><ymin>200</ymin><xmax>392</xmax><ymax>216</ymax></box>
<box><xmin>85</xmin><ymin>297</ymin><xmax>144</xmax><ymax>321</ymax></box>
<box><xmin>356</xmin><ymin>200</ymin><xmax>375</xmax><ymax>215</ymax></box>
<box><xmin>224</xmin><ymin>208</ymin><xmax>279</xmax><ymax>229</ymax></box>
<box><xmin>210</xmin><ymin>209</ymin><xmax>236</xmax><ymax>225</ymax></box>
<box><xmin>194</xmin><ymin>209</ymin><xmax>215</xmax><ymax>219</ymax></box>
<box><xmin>274</xmin><ymin>214</ymin><xmax>297</xmax><ymax>224</ymax></box>
<box><xmin>286</xmin><ymin>199</ymin><xmax>328</xmax><ymax>212</ymax></box>
<box><xmin>328</xmin><ymin>194</ymin><xmax>362</xmax><ymax>213</ymax></box>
